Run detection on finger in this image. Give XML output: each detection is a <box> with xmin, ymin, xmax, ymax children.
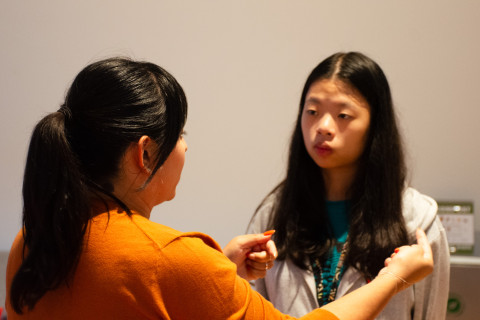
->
<box><xmin>247</xmin><ymin>259</ymin><xmax>273</xmax><ymax>271</ymax></box>
<box><xmin>393</xmin><ymin>245</ymin><xmax>411</xmax><ymax>255</ymax></box>
<box><xmin>248</xmin><ymin>250</ymin><xmax>269</xmax><ymax>262</ymax></box>
<box><xmin>233</xmin><ymin>233</ymin><xmax>273</xmax><ymax>252</ymax></box>
<box><xmin>416</xmin><ymin>229</ymin><xmax>433</xmax><ymax>260</ymax></box>
<box><xmin>250</xmin><ymin>244</ymin><xmax>263</xmax><ymax>253</ymax></box>
<box><xmin>265</xmin><ymin>240</ymin><xmax>278</xmax><ymax>259</ymax></box>
<box><xmin>384</xmin><ymin>257</ymin><xmax>392</xmax><ymax>267</ymax></box>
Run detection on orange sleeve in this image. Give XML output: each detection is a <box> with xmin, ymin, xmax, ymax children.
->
<box><xmin>156</xmin><ymin>235</ymin><xmax>338</xmax><ymax>320</ymax></box>
<box><xmin>5</xmin><ymin>230</ymin><xmax>25</xmax><ymax>317</ymax></box>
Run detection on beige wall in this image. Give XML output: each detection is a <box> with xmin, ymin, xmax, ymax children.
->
<box><xmin>1</xmin><ymin>0</ymin><xmax>479</xmax><ymax>252</ymax></box>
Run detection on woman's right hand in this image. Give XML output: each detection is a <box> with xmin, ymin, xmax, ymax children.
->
<box><xmin>379</xmin><ymin>229</ymin><xmax>434</xmax><ymax>290</ymax></box>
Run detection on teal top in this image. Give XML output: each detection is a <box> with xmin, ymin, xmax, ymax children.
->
<box><xmin>327</xmin><ymin>200</ymin><xmax>349</xmax><ymax>243</ymax></box>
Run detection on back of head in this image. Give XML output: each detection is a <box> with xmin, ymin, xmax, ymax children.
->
<box><xmin>11</xmin><ymin>57</ymin><xmax>188</xmax><ymax>313</ymax></box>
<box><xmin>63</xmin><ymin>57</ymin><xmax>188</xmax><ymax>191</ymax></box>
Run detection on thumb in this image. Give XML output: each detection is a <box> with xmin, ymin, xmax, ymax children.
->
<box><xmin>237</xmin><ymin>233</ymin><xmax>272</xmax><ymax>249</ymax></box>
<box><xmin>416</xmin><ymin>229</ymin><xmax>432</xmax><ymax>260</ymax></box>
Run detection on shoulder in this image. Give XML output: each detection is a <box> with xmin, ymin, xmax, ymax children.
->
<box><xmin>158</xmin><ymin>233</ymin><xmax>230</xmax><ymax>275</ymax></box>
<box><xmin>87</xmin><ymin>212</ymin><xmax>228</xmax><ymax>286</ymax></box>
<box><xmin>402</xmin><ymin>187</ymin><xmax>439</xmax><ymax>235</ymax></box>
<box><xmin>129</xmin><ymin>213</ymin><xmax>223</xmax><ymax>252</ymax></box>
<box><xmin>402</xmin><ymin>188</ymin><xmax>449</xmax><ymax>254</ymax></box>
<box><xmin>402</xmin><ymin>187</ymin><xmax>437</xmax><ymax>212</ymax></box>
<box><xmin>87</xmin><ymin>212</ymin><xmax>223</xmax><ymax>263</ymax></box>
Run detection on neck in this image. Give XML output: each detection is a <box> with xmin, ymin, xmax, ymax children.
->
<box><xmin>322</xmin><ymin>166</ymin><xmax>357</xmax><ymax>201</ymax></box>
<box><xmin>114</xmin><ymin>190</ymin><xmax>153</xmax><ymax>219</ymax></box>
<box><xmin>112</xmin><ymin>173</ymin><xmax>153</xmax><ymax>219</ymax></box>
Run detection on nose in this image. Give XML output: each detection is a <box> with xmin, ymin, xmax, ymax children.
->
<box><xmin>316</xmin><ymin>114</ymin><xmax>335</xmax><ymax>137</ymax></box>
<box><xmin>183</xmin><ymin>138</ymin><xmax>188</xmax><ymax>152</ymax></box>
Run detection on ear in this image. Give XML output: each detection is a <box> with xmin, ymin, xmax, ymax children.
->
<box><xmin>136</xmin><ymin>135</ymin><xmax>155</xmax><ymax>174</ymax></box>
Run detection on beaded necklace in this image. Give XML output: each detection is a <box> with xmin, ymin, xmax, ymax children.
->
<box><xmin>311</xmin><ymin>240</ymin><xmax>348</xmax><ymax>306</ymax></box>
<box><xmin>311</xmin><ymin>200</ymin><xmax>349</xmax><ymax>306</ymax></box>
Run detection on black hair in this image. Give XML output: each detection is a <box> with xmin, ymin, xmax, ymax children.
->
<box><xmin>10</xmin><ymin>57</ymin><xmax>188</xmax><ymax>313</ymax></box>
<box><xmin>256</xmin><ymin>52</ymin><xmax>408</xmax><ymax>279</ymax></box>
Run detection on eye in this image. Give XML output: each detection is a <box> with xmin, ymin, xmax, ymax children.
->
<box><xmin>305</xmin><ymin>109</ymin><xmax>317</xmax><ymax>116</ymax></box>
<box><xmin>338</xmin><ymin>113</ymin><xmax>351</xmax><ymax>119</ymax></box>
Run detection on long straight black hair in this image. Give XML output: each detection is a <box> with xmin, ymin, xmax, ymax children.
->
<box><xmin>257</xmin><ymin>52</ymin><xmax>408</xmax><ymax>279</ymax></box>
<box><xmin>10</xmin><ymin>57</ymin><xmax>188</xmax><ymax>313</ymax></box>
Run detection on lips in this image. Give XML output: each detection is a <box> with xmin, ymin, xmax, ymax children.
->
<box><xmin>314</xmin><ymin>143</ymin><xmax>332</xmax><ymax>156</ymax></box>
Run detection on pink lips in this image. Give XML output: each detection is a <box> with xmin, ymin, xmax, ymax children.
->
<box><xmin>314</xmin><ymin>144</ymin><xmax>332</xmax><ymax>156</ymax></box>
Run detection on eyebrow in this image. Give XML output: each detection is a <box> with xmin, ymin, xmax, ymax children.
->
<box><xmin>305</xmin><ymin>97</ymin><xmax>321</xmax><ymax>104</ymax></box>
<box><xmin>305</xmin><ymin>97</ymin><xmax>353</xmax><ymax>109</ymax></box>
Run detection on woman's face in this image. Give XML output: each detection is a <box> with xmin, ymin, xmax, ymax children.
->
<box><xmin>301</xmin><ymin>79</ymin><xmax>371</xmax><ymax>175</ymax></box>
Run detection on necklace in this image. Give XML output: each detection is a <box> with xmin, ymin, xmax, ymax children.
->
<box><xmin>311</xmin><ymin>240</ymin><xmax>348</xmax><ymax>306</ymax></box>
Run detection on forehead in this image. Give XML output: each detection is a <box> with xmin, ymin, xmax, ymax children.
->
<box><xmin>306</xmin><ymin>79</ymin><xmax>369</xmax><ymax>109</ymax></box>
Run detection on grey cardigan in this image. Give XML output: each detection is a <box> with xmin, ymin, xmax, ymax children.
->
<box><xmin>247</xmin><ymin>187</ymin><xmax>450</xmax><ymax>320</ymax></box>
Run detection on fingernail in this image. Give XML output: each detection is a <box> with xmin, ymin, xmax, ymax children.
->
<box><xmin>394</xmin><ymin>248</ymin><xmax>400</xmax><ymax>253</ymax></box>
<box><xmin>263</xmin><ymin>230</ymin><xmax>275</xmax><ymax>236</ymax></box>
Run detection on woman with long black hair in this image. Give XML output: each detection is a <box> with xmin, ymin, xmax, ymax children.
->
<box><xmin>248</xmin><ymin>52</ymin><xmax>449</xmax><ymax>319</ymax></box>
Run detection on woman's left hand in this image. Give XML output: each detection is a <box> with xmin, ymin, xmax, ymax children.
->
<box><xmin>380</xmin><ymin>229</ymin><xmax>434</xmax><ymax>291</ymax></box>
<box><xmin>223</xmin><ymin>232</ymin><xmax>277</xmax><ymax>281</ymax></box>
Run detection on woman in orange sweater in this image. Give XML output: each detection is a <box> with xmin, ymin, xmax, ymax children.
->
<box><xmin>5</xmin><ymin>57</ymin><xmax>433</xmax><ymax>320</ymax></box>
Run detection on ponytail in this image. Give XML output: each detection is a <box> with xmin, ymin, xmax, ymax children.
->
<box><xmin>10</xmin><ymin>111</ymin><xmax>91</xmax><ymax>313</ymax></box>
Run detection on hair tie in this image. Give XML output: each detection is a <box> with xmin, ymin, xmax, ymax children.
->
<box><xmin>57</xmin><ymin>104</ymin><xmax>72</xmax><ymax>121</ymax></box>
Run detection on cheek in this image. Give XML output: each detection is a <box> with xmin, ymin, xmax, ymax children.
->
<box><xmin>171</xmin><ymin>151</ymin><xmax>186</xmax><ymax>182</ymax></box>
<box><xmin>358</xmin><ymin>119</ymin><xmax>371</xmax><ymax>144</ymax></box>
<box><xmin>177</xmin><ymin>156</ymin><xmax>185</xmax><ymax>176</ymax></box>
<box><xmin>349</xmin><ymin>126</ymin><xmax>370</xmax><ymax>155</ymax></box>
<box><xmin>301</xmin><ymin>127</ymin><xmax>310</xmax><ymax>149</ymax></box>
<box><xmin>301</xmin><ymin>118</ymin><xmax>313</xmax><ymax>142</ymax></box>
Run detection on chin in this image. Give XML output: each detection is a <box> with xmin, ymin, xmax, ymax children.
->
<box><xmin>165</xmin><ymin>191</ymin><xmax>177</xmax><ymax>202</ymax></box>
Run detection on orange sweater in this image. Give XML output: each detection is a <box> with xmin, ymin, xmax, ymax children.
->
<box><xmin>6</xmin><ymin>207</ymin><xmax>338</xmax><ymax>320</ymax></box>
